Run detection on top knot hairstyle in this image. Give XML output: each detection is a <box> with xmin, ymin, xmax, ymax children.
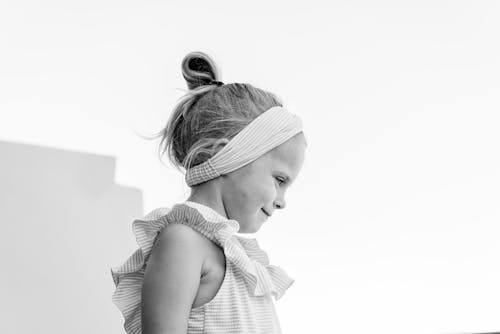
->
<box><xmin>182</xmin><ymin>51</ymin><xmax>223</xmax><ymax>89</ymax></box>
<box><xmin>158</xmin><ymin>52</ymin><xmax>283</xmax><ymax>179</ymax></box>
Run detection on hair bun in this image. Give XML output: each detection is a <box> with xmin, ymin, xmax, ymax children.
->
<box><xmin>181</xmin><ymin>52</ymin><xmax>221</xmax><ymax>90</ymax></box>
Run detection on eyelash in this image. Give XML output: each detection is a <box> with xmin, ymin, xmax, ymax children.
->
<box><xmin>275</xmin><ymin>177</ymin><xmax>286</xmax><ymax>185</ymax></box>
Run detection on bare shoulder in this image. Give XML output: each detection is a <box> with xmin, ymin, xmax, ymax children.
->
<box><xmin>157</xmin><ymin>222</ymin><xmax>208</xmax><ymax>248</ymax></box>
<box><xmin>141</xmin><ymin>223</ymin><xmax>208</xmax><ymax>334</ymax></box>
<box><xmin>156</xmin><ymin>223</ymin><xmax>219</xmax><ymax>256</ymax></box>
<box><xmin>148</xmin><ymin>223</ymin><xmax>210</xmax><ymax>278</ymax></box>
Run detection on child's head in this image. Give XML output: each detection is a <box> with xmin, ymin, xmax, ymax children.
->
<box><xmin>159</xmin><ymin>51</ymin><xmax>283</xmax><ymax>172</ymax></box>
<box><xmin>159</xmin><ymin>51</ymin><xmax>306</xmax><ymax>232</ymax></box>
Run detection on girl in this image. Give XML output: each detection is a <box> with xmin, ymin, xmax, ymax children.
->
<box><xmin>111</xmin><ymin>52</ymin><xmax>307</xmax><ymax>334</ymax></box>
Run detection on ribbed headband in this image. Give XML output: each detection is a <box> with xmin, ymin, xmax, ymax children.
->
<box><xmin>185</xmin><ymin>106</ymin><xmax>303</xmax><ymax>186</ymax></box>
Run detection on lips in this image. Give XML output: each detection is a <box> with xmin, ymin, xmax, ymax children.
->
<box><xmin>261</xmin><ymin>209</ymin><xmax>271</xmax><ymax>217</ymax></box>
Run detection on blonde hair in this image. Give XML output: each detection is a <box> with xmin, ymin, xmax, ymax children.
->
<box><xmin>157</xmin><ymin>51</ymin><xmax>283</xmax><ymax>176</ymax></box>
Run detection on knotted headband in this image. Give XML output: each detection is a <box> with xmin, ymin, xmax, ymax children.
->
<box><xmin>185</xmin><ymin>106</ymin><xmax>303</xmax><ymax>186</ymax></box>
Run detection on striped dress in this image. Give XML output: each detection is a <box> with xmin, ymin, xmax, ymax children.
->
<box><xmin>111</xmin><ymin>201</ymin><xmax>294</xmax><ymax>334</ymax></box>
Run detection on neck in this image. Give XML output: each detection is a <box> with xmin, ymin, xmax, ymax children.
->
<box><xmin>186</xmin><ymin>179</ymin><xmax>228</xmax><ymax>219</ymax></box>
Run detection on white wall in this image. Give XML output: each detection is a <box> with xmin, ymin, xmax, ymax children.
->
<box><xmin>0</xmin><ymin>141</ymin><xmax>143</xmax><ymax>333</ymax></box>
<box><xmin>1</xmin><ymin>1</ymin><xmax>499</xmax><ymax>333</ymax></box>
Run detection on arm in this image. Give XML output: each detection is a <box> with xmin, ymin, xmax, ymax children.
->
<box><xmin>142</xmin><ymin>223</ymin><xmax>205</xmax><ymax>334</ymax></box>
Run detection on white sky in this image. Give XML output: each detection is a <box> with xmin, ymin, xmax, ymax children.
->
<box><xmin>1</xmin><ymin>1</ymin><xmax>499</xmax><ymax>333</ymax></box>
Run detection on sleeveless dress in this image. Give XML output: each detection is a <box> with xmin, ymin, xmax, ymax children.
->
<box><xmin>110</xmin><ymin>201</ymin><xmax>294</xmax><ymax>334</ymax></box>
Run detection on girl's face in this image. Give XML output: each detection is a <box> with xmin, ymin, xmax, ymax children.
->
<box><xmin>219</xmin><ymin>133</ymin><xmax>306</xmax><ymax>233</ymax></box>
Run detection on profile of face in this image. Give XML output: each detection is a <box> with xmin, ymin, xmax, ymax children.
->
<box><xmin>219</xmin><ymin>133</ymin><xmax>307</xmax><ymax>233</ymax></box>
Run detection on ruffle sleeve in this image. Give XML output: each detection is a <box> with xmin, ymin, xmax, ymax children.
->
<box><xmin>110</xmin><ymin>204</ymin><xmax>293</xmax><ymax>334</ymax></box>
<box><xmin>110</xmin><ymin>207</ymin><xmax>171</xmax><ymax>334</ymax></box>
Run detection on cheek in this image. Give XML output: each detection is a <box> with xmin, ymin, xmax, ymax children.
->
<box><xmin>224</xmin><ymin>167</ymin><xmax>276</xmax><ymax>207</ymax></box>
<box><xmin>226</xmin><ymin>179</ymin><xmax>254</xmax><ymax>206</ymax></box>
<box><xmin>258</xmin><ymin>180</ymin><xmax>277</xmax><ymax>202</ymax></box>
<box><xmin>237</xmin><ymin>181</ymin><xmax>273</xmax><ymax>206</ymax></box>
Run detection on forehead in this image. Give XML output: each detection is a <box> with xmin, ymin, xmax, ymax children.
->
<box><xmin>267</xmin><ymin>134</ymin><xmax>306</xmax><ymax>172</ymax></box>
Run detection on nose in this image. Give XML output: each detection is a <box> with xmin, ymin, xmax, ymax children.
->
<box><xmin>274</xmin><ymin>198</ymin><xmax>286</xmax><ymax>210</ymax></box>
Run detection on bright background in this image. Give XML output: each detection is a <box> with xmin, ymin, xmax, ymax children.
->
<box><xmin>1</xmin><ymin>1</ymin><xmax>499</xmax><ymax>333</ymax></box>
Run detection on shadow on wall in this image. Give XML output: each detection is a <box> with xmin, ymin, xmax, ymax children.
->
<box><xmin>0</xmin><ymin>140</ymin><xmax>143</xmax><ymax>334</ymax></box>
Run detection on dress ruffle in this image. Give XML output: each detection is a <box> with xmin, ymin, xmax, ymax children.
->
<box><xmin>111</xmin><ymin>203</ymin><xmax>294</xmax><ymax>334</ymax></box>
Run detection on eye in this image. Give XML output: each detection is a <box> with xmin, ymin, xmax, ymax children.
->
<box><xmin>275</xmin><ymin>176</ymin><xmax>286</xmax><ymax>185</ymax></box>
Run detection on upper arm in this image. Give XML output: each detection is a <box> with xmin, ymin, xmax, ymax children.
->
<box><xmin>141</xmin><ymin>223</ymin><xmax>205</xmax><ymax>334</ymax></box>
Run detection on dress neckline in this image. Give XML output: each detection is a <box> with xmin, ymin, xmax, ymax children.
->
<box><xmin>183</xmin><ymin>200</ymin><xmax>260</xmax><ymax>239</ymax></box>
